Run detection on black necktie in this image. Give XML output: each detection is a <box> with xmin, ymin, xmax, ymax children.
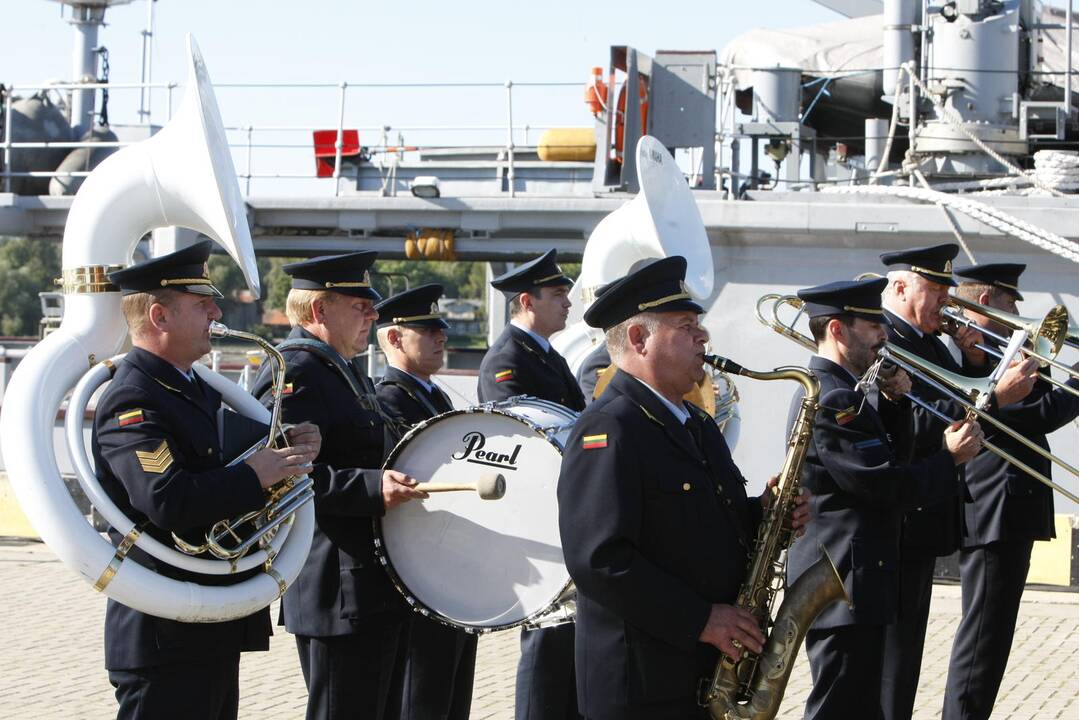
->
<box><xmin>189</xmin><ymin>372</ymin><xmax>206</xmax><ymax>400</ymax></box>
<box><xmin>684</xmin><ymin>414</ymin><xmax>704</xmax><ymax>453</ymax></box>
<box><xmin>428</xmin><ymin>384</ymin><xmax>452</xmax><ymax>414</ymax></box>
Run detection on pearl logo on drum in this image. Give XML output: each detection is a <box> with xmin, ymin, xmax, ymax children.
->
<box><xmin>451</xmin><ymin>431</ymin><xmax>522</xmax><ymax>471</ymax></box>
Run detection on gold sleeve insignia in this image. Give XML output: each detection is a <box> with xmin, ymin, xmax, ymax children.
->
<box><xmin>135</xmin><ymin>441</ymin><xmax>173</xmax><ymax>474</ymax></box>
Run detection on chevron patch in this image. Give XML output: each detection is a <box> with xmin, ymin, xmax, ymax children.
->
<box><xmin>135</xmin><ymin>441</ymin><xmax>173</xmax><ymax>474</ymax></box>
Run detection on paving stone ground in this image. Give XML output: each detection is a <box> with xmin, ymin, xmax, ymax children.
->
<box><xmin>2</xmin><ymin>537</ymin><xmax>1078</xmax><ymax>719</ymax></box>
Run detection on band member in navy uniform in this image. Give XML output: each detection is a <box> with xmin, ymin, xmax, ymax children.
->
<box><xmin>786</xmin><ymin>278</ymin><xmax>981</xmax><ymax>720</ymax></box>
<box><xmin>94</xmin><ymin>241</ymin><xmax>320</xmax><ymax>720</ymax></box>
<box><xmin>576</xmin><ymin>344</ymin><xmax>610</xmax><ymax>405</ymax></box>
<box><xmin>376</xmin><ymin>283</ymin><xmax>455</xmax><ymax>424</ymax></box>
<box><xmin>374</xmin><ymin>284</ymin><xmax>477</xmax><ymax>720</ymax></box>
<box><xmin>251</xmin><ymin>251</ymin><xmax>427</xmax><ymax>720</ymax></box>
<box><xmin>878</xmin><ymin>244</ymin><xmax>1037</xmax><ymax>720</ymax></box>
<box><xmin>942</xmin><ymin>264</ymin><xmax>1079</xmax><ymax>720</ymax></box>
<box><xmin>478</xmin><ymin>249</ymin><xmax>585</xmax><ymax>720</ymax></box>
<box><xmin>558</xmin><ymin>256</ymin><xmax>811</xmax><ymax>720</ymax></box>
<box><xmin>478</xmin><ymin>249</ymin><xmax>586</xmax><ymax>412</ymax></box>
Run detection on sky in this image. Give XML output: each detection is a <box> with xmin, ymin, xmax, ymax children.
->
<box><xmin>1</xmin><ymin>0</ymin><xmax>844</xmax><ymax>194</ymax></box>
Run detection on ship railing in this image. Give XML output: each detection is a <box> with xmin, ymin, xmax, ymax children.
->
<box><xmin>1</xmin><ymin>79</ymin><xmax>581</xmax><ymax>197</ymax></box>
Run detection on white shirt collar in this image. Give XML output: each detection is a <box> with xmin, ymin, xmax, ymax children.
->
<box><xmin>634</xmin><ymin>377</ymin><xmax>690</xmax><ymax>424</ymax></box>
<box><xmin>171</xmin><ymin>364</ymin><xmax>196</xmax><ymax>384</ymax></box>
<box><xmin>510</xmin><ymin>320</ymin><xmax>551</xmax><ymax>353</ymax></box>
<box><xmin>390</xmin><ymin>364</ymin><xmax>434</xmax><ymax>393</ymax></box>
<box><xmin>884</xmin><ymin>304</ymin><xmax>924</xmax><ymax>338</ymax></box>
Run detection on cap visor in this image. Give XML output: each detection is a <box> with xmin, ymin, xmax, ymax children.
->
<box><xmin>921</xmin><ymin>273</ymin><xmax>957</xmax><ymax>288</ymax></box>
<box><xmin>331</xmin><ymin>287</ymin><xmax>383</xmax><ymax>302</ymax></box>
<box><xmin>185</xmin><ymin>284</ymin><xmax>224</xmax><ymax>299</ymax></box>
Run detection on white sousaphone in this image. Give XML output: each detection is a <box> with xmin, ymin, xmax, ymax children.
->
<box><xmin>552</xmin><ymin>135</ymin><xmax>739</xmax><ymax>444</ymax></box>
<box><xmin>553</xmin><ymin>134</ymin><xmax>715</xmax><ymax>372</ymax></box>
<box><xmin>0</xmin><ymin>36</ymin><xmax>314</xmax><ymax>622</ymax></box>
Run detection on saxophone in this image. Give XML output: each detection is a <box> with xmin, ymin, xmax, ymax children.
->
<box><xmin>701</xmin><ymin>354</ymin><xmax>849</xmax><ymax>720</ymax></box>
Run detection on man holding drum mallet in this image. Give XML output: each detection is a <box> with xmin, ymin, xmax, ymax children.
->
<box><xmin>251</xmin><ymin>251</ymin><xmax>426</xmax><ymax>720</ymax></box>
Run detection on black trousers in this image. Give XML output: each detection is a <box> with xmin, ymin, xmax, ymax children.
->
<box><xmin>296</xmin><ymin>619</ymin><xmax>404</xmax><ymax>720</ymax></box>
<box><xmin>515</xmin><ymin>624</ymin><xmax>581</xmax><ymax>720</ymax></box>
<box><xmin>395</xmin><ymin>613</ymin><xmax>478</xmax><ymax>720</ymax></box>
<box><xmin>584</xmin><ymin>703</ymin><xmax>709</xmax><ymax>720</ymax></box>
<box><xmin>941</xmin><ymin>539</ymin><xmax>1033</xmax><ymax>720</ymax></box>
<box><xmin>804</xmin><ymin>625</ymin><xmax>886</xmax><ymax>720</ymax></box>
<box><xmin>881</xmin><ymin>552</ymin><xmax>935</xmax><ymax>720</ymax></box>
<box><xmin>109</xmin><ymin>653</ymin><xmax>240</xmax><ymax>720</ymax></box>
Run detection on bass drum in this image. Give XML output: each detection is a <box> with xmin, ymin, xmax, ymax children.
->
<box><xmin>375</xmin><ymin>398</ymin><xmax>578</xmax><ymax>632</ymax></box>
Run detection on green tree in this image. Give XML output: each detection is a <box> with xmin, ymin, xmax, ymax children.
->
<box><xmin>0</xmin><ymin>237</ymin><xmax>62</xmax><ymax>336</ymax></box>
<box><xmin>208</xmin><ymin>254</ymin><xmax>272</xmax><ymax>299</ymax></box>
<box><xmin>265</xmin><ymin>257</ymin><xmax>302</xmax><ymax>312</ymax></box>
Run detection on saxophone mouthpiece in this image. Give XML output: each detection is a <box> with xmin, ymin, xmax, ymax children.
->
<box><xmin>704</xmin><ymin>354</ymin><xmax>745</xmax><ymax>376</ymax></box>
<box><xmin>209</xmin><ymin>321</ymin><xmax>230</xmax><ymax>339</ymax></box>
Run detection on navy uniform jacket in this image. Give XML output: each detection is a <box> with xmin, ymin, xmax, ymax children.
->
<box><xmin>257</xmin><ymin>326</ymin><xmax>403</xmax><ymax>637</ymax></box>
<box><xmin>478</xmin><ymin>325</ymin><xmax>586</xmax><ymax>410</ymax></box>
<box><xmin>786</xmin><ymin>356</ymin><xmax>958</xmax><ymax>629</ymax></box>
<box><xmin>576</xmin><ymin>344</ymin><xmax>611</xmax><ymax>405</ymax></box>
<box><xmin>884</xmin><ymin>309</ymin><xmax>983</xmax><ymax>557</ymax></box>
<box><xmin>93</xmin><ymin>347</ymin><xmax>270</xmax><ymax>670</ymax></box>
<box><xmin>558</xmin><ymin>370</ymin><xmax>762</xmax><ymax>716</ymax></box>
<box><xmin>960</xmin><ymin>372</ymin><xmax>1079</xmax><ymax>547</ymax></box>
<box><xmin>376</xmin><ymin>366</ymin><xmax>454</xmax><ymax>438</ymax></box>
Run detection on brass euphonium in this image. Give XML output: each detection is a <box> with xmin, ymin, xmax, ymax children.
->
<box><xmin>172</xmin><ymin>321</ymin><xmax>315</xmax><ymax>562</ymax></box>
<box><xmin>701</xmin><ymin>354</ymin><xmax>848</xmax><ymax>720</ymax></box>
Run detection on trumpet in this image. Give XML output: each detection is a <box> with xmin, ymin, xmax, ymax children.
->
<box><xmin>755</xmin><ymin>292</ymin><xmax>1079</xmax><ymax>505</ymax></box>
<box><xmin>172</xmin><ymin>322</ymin><xmax>315</xmax><ymax>562</ymax></box>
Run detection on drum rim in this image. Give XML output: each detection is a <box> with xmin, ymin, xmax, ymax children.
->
<box><xmin>373</xmin><ymin>398</ymin><xmax>578</xmax><ymax>633</ymax></box>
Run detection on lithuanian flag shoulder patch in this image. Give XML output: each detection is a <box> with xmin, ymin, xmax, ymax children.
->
<box><xmin>835</xmin><ymin>406</ymin><xmax>858</xmax><ymax>426</ymax></box>
<box><xmin>282</xmin><ymin>382</ymin><xmax>294</xmax><ymax>396</ymax></box>
<box><xmin>118</xmin><ymin>409</ymin><xmax>144</xmax><ymax>427</ymax></box>
<box><xmin>582</xmin><ymin>434</ymin><xmax>608</xmax><ymax>450</ymax></box>
<box><xmin>495</xmin><ymin>369</ymin><xmax>514</xmax><ymax>383</ymax></box>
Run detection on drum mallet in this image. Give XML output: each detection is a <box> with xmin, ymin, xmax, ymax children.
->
<box><xmin>414</xmin><ymin>472</ymin><xmax>506</xmax><ymax>500</ymax></box>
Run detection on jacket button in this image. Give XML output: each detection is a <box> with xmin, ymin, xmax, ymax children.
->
<box><xmin>878</xmin><ymin>560</ymin><xmax>884</xmax><ymax>567</ymax></box>
<box><xmin>725</xmin><ymin>498</ymin><xmax>733</xmax><ymax>506</ymax></box>
<box><xmin>682</xmin><ymin>483</ymin><xmax>692</xmax><ymax>491</ymax></box>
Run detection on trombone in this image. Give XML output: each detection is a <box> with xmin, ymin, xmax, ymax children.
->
<box><xmin>756</xmin><ymin>292</ymin><xmax>1079</xmax><ymax>506</ymax></box>
<box><xmin>172</xmin><ymin>322</ymin><xmax>315</xmax><ymax>562</ymax></box>
<box><xmin>855</xmin><ymin>273</ymin><xmax>1079</xmax><ymax>397</ymax></box>
<box><xmin>941</xmin><ymin>297</ymin><xmax>1079</xmax><ymax>398</ymax></box>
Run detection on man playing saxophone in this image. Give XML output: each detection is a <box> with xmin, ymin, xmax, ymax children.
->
<box><xmin>557</xmin><ymin>256</ymin><xmax>811</xmax><ymax>720</ymax></box>
<box><xmin>785</xmin><ymin>278</ymin><xmax>982</xmax><ymax>720</ymax></box>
